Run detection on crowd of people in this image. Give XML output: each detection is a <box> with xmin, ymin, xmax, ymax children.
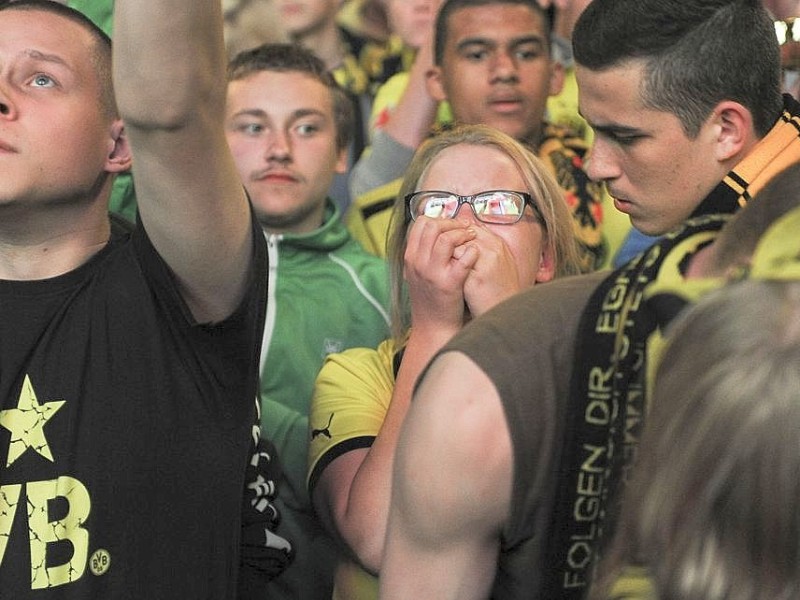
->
<box><xmin>1</xmin><ymin>0</ymin><xmax>799</xmax><ymax>599</ymax></box>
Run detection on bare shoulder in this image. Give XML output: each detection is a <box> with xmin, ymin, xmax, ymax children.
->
<box><xmin>414</xmin><ymin>352</ymin><xmax>508</xmax><ymax>450</ymax></box>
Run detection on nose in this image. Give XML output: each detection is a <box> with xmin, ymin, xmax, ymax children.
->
<box><xmin>453</xmin><ymin>200</ymin><xmax>481</xmax><ymax>225</ymax></box>
<box><xmin>0</xmin><ymin>83</ymin><xmax>13</xmax><ymax>118</ymax></box>
<box><xmin>490</xmin><ymin>49</ymin><xmax>519</xmax><ymax>84</ymax></box>
<box><xmin>265</xmin><ymin>130</ymin><xmax>291</xmax><ymax>163</ymax></box>
<box><xmin>584</xmin><ymin>137</ymin><xmax>620</xmax><ymax>183</ymax></box>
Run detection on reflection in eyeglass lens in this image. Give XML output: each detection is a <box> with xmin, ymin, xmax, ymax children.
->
<box><xmin>417</xmin><ymin>192</ymin><xmax>525</xmax><ymax>221</ymax></box>
<box><xmin>474</xmin><ymin>192</ymin><xmax>522</xmax><ymax>217</ymax></box>
<box><xmin>421</xmin><ymin>196</ymin><xmax>457</xmax><ymax>218</ymax></box>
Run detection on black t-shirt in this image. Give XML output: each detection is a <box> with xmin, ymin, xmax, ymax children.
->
<box><xmin>0</xmin><ymin>218</ymin><xmax>267</xmax><ymax>598</ymax></box>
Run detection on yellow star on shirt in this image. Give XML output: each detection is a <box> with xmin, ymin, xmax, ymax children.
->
<box><xmin>0</xmin><ymin>375</ymin><xmax>66</xmax><ymax>467</ymax></box>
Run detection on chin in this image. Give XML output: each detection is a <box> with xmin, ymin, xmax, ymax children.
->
<box><xmin>258</xmin><ymin>213</ymin><xmax>302</xmax><ymax>230</ymax></box>
<box><xmin>632</xmin><ymin>220</ymin><xmax>665</xmax><ymax>238</ymax></box>
<box><xmin>496</xmin><ymin>123</ymin><xmax>533</xmax><ymax>144</ymax></box>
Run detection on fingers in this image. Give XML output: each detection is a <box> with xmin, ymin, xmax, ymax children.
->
<box><xmin>461</xmin><ymin>225</ymin><xmax>525</xmax><ymax>317</ymax></box>
<box><xmin>403</xmin><ymin>218</ymin><xmax>478</xmax><ymax>330</ymax></box>
<box><xmin>405</xmin><ymin>217</ymin><xmax>476</xmax><ymax>273</ymax></box>
<box><xmin>452</xmin><ymin>242</ymin><xmax>479</xmax><ymax>270</ymax></box>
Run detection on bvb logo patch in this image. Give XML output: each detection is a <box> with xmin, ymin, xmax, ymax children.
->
<box><xmin>89</xmin><ymin>549</ymin><xmax>111</xmax><ymax>576</ymax></box>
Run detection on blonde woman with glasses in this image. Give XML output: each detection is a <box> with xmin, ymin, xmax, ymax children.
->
<box><xmin>307</xmin><ymin>123</ymin><xmax>581</xmax><ymax>600</ymax></box>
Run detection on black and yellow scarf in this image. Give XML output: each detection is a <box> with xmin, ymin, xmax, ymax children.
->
<box><xmin>541</xmin><ymin>94</ymin><xmax>800</xmax><ymax>599</ymax></box>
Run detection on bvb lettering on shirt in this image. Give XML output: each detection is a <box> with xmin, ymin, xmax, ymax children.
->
<box><xmin>0</xmin><ymin>374</ymin><xmax>106</xmax><ymax>589</ymax></box>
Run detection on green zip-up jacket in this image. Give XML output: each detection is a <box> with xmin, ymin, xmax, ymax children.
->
<box><xmin>260</xmin><ymin>199</ymin><xmax>391</xmax><ymax>600</ymax></box>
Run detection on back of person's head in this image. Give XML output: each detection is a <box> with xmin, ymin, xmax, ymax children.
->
<box><xmin>592</xmin><ymin>275</ymin><xmax>800</xmax><ymax>600</ymax></box>
<box><xmin>573</xmin><ymin>0</ymin><xmax>783</xmax><ymax>138</ymax></box>
<box><xmin>0</xmin><ymin>0</ymin><xmax>116</xmax><ymax>117</ymax></box>
<box><xmin>227</xmin><ymin>42</ymin><xmax>354</xmax><ymax>152</ymax></box>
<box><xmin>433</xmin><ymin>0</ymin><xmax>554</xmax><ymax>65</ymax></box>
<box><xmin>386</xmin><ymin>123</ymin><xmax>581</xmax><ymax>337</ymax></box>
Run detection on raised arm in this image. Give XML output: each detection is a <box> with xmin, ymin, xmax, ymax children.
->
<box><xmin>377</xmin><ymin>32</ymin><xmax>439</xmax><ymax>151</ymax></box>
<box><xmin>113</xmin><ymin>0</ymin><xmax>253</xmax><ymax>323</ymax></box>
<box><xmin>349</xmin><ymin>31</ymin><xmax>440</xmax><ymax>200</ymax></box>
<box><xmin>380</xmin><ymin>351</ymin><xmax>513</xmax><ymax>599</ymax></box>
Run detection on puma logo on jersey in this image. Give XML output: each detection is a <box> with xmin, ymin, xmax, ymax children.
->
<box><xmin>311</xmin><ymin>413</ymin><xmax>334</xmax><ymax>440</ymax></box>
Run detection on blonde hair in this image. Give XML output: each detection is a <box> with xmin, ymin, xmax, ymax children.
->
<box><xmin>387</xmin><ymin>124</ymin><xmax>582</xmax><ymax>339</ymax></box>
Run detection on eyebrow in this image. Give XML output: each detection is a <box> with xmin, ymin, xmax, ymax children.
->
<box><xmin>230</xmin><ymin>108</ymin><xmax>268</xmax><ymax>120</ymax></box>
<box><xmin>578</xmin><ymin>110</ymin><xmax>645</xmax><ymax>138</ymax></box>
<box><xmin>455</xmin><ymin>34</ymin><xmax>545</xmax><ymax>52</ymax></box>
<box><xmin>230</xmin><ymin>107</ymin><xmax>328</xmax><ymax>121</ymax></box>
<box><xmin>290</xmin><ymin>108</ymin><xmax>327</xmax><ymax>121</ymax></box>
<box><xmin>589</xmin><ymin>123</ymin><xmax>645</xmax><ymax>138</ymax></box>
<box><xmin>24</xmin><ymin>49</ymin><xmax>71</xmax><ymax>69</ymax></box>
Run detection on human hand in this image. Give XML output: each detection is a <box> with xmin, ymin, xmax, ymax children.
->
<box><xmin>461</xmin><ymin>223</ymin><xmax>524</xmax><ymax>318</ymax></box>
<box><xmin>404</xmin><ymin>217</ymin><xmax>478</xmax><ymax>334</ymax></box>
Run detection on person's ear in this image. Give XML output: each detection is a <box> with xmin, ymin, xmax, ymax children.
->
<box><xmin>547</xmin><ymin>59</ymin><xmax>565</xmax><ymax>97</ymax></box>
<box><xmin>334</xmin><ymin>145</ymin><xmax>349</xmax><ymax>175</ymax></box>
<box><xmin>535</xmin><ymin>242</ymin><xmax>556</xmax><ymax>283</ymax></box>
<box><xmin>425</xmin><ymin>66</ymin><xmax>448</xmax><ymax>103</ymax></box>
<box><xmin>710</xmin><ymin>101</ymin><xmax>754</xmax><ymax>162</ymax></box>
<box><xmin>105</xmin><ymin>119</ymin><xmax>132</xmax><ymax>173</ymax></box>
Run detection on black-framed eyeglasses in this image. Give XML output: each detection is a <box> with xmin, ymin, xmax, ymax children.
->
<box><xmin>406</xmin><ymin>190</ymin><xmax>543</xmax><ymax>225</ymax></box>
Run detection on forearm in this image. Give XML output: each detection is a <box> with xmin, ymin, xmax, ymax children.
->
<box><xmin>113</xmin><ymin>0</ymin><xmax>226</xmax><ymax>128</ymax></box>
<box><xmin>113</xmin><ymin>0</ymin><xmax>254</xmax><ymax>322</ymax></box>
<box><xmin>380</xmin><ymin>40</ymin><xmax>438</xmax><ymax>150</ymax></box>
<box><xmin>349</xmin><ymin>131</ymin><xmax>416</xmax><ymax>199</ymax></box>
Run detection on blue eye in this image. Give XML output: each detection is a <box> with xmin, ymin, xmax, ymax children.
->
<box><xmin>31</xmin><ymin>74</ymin><xmax>56</xmax><ymax>88</ymax></box>
<box><xmin>237</xmin><ymin>123</ymin><xmax>263</xmax><ymax>135</ymax></box>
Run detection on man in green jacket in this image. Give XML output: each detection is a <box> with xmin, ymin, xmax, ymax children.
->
<box><xmin>225</xmin><ymin>43</ymin><xmax>392</xmax><ymax>600</ymax></box>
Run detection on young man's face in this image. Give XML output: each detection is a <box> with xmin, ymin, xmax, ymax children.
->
<box><xmin>427</xmin><ymin>3</ymin><xmax>562</xmax><ymax>146</ymax></box>
<box><xmin>225</xmin><ymin>70</ymin><xmax>347</xmax><ymax>234</ymax></box>
<box><xmin>0</xmin><ymin>9</ymin><xmax>118</xmax><ymax>211</ymax></box>
<box><xmin>577</xmin><ymin>60</ymin><xmax>726</xmax><ymax>236</ymax></box>
<box><xmin>276</xmin><ymin>0</ymin><xmax>341</xmax><ymax>38</ymax></box>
